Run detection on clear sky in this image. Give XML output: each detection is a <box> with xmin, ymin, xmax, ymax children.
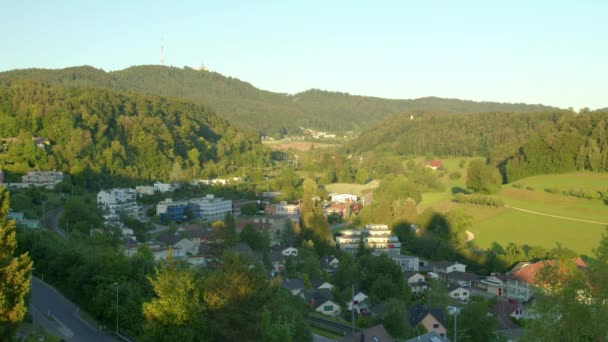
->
<box><xmin>2</xmin><ymin>1</ymin><xmax>607</xmax><ymax>109</ymax></box>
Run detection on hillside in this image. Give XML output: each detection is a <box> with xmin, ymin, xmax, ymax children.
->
<box><xmin>0</xmin><ymin>65</ymin><xmax>558</xmax><ymax>136</ymax></box>
<box><xmin>0</xmin><ymin>79</ymin><xmax>269</xmax><ymax>182</ymax></box>
<box><xmin>347</xmin><ymin>111</ymin><xmax>575</xmax><ymax>162</ymax></box>
<box><xmin>504</xmin><ymin>112</ymin><xmax>608</xmax><ymax>181</ymax></box>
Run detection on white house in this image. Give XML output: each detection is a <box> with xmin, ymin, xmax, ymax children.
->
<box><xmin>281</xmin><ymin>247</ymin><xmax>298</xmax><ymax>257</ymax></box>
<box><xmin>433</xmin><ymin>261</ymin><xmax>467</xmax><ymax>274</ymax></box>
<box><xmin>447</xmin><ymin>284</ymin><xmax>469</xmax><ymax>301</ymax></box>
<box><xmin>479</xmin><ymin>275</ymin><xmax>506</xmax><ymax>296</ymax></box>
<box><xmin>374</xmin><ymin>251</ymin><xmax>419</xmax><ymax>271</ymax></box>
<box><xmin>154</xmin><ymin>181</ymin><xmax>175</xmax><ymax>193</ymax></box>
<box><xmin>348</xmin><ymin>292</ymin><xmax>369</xmax><ymax>312</ymax></box>
<box><xmin>330</xmin><ymin>193</ymin><xmax>358</xmax><ymax>203</ymax></box>
<box><xmin>404</xmin><ymin>271</ymin><xmax>428</xmax><ymax>294</ymax></box>
<box><xmin>315</xmin><ymin>299</ymin><xmax>341</xmax><ymax>317</ymax></box>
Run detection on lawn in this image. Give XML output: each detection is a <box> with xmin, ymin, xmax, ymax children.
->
<box><xmin>468</xmin><ymin>206</ymin><xmax>605</xmax><ymax>256</ymax></box>
<box><xmin>509</xmin><ymin>172</ymin><xmax>608</xmax><ymax>192</ymax></box>
<box><xmin>324</xmin><ymin>180</ymin><xmax>380</xmax><ymax>197</ymax></box>
<box><xmin>424</xmin><ymin>170</ymin><xmax>608</xmax><ymax>256</ymax></box>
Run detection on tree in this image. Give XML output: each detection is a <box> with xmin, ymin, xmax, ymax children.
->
<box><xmin>0</xmin><ymin>186</ymin><xmax>33</xmax><ymax>338</ymax></box>
<box><xmin>240</xmin><ymin>224</ymin><xmax>267</xmax><ymax>252</ymax></box>
<box><xmin>300</xmin><ymin>178</ymin><xmax>330</xmax><ymax>242</ymax></box>
<box><xmin>142</xmin><ymin>254</ymin><xmax>207</xmax><ymax>341</ymax></box>
<box><xmin>204</xmin><ymin>252</ymin><xmax>271</xmax><ymax>341</ymax></box>
<box><xmin>456</xmin><ymin>300</ymin><xmax>498</xmax><ymax>342</ymax></box>
<box><xmin>380</xmin><ymin>298</ymin><xmax>413</xmax><ymax>338</ymax></box>
<box><xmin>524</xmin><ymin>229</ymin><xmax>608</xmax><ymax>341</ymax></box>
<box><xmin>224</xmin><ymin>212</ymin><xmax>237</xmax><ymax>246</ymax></box>
<box><xmin>466</xmin><ymin>159</ymin><xmax>501</xmax><ymax>194</ymax></box>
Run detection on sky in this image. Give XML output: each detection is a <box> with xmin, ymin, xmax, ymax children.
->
<box><xmin>1</xmin><ymin>1</ymin><xmax>607</xmax><ymax>109</ymax></box>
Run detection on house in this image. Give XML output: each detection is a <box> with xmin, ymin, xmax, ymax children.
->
<box><xmin>281</xmin><ymin>278</ymin><xmax>305</xmax><ymax>296</ymax></box>
<box><xmin>374</xmin><ymin>251</ymin><xmax>419</xmax><ymax>271</ymax></box>
<box><xmin>506</xmin><ymin>258</ymin><xmax>586</xmax><ymax>301</ymax></box>
<box><xmin>490</xmin><ymin>300</ymin><xmax>525</xmax><ymax>330</ymax></box>
<box><xmin>405</xmin><ymin>332</ymin><xmax>443</xmax><ymax>342</ymax></box>
<box><xmin>447</xmin><ymin>284</ymin><xmax>470</xmax><ymax>301</ymax></box>
<box><xmin>433</xmin><ymin>261</ymin><xmax>467</xmax><ymax>274</ymax></box>
<box><xmin>281</xmin><ymin>246</ymin><xmax>298</xmax><ymax>256</ymax></box>
<box><xmin>324</xmin><ymin>202</ymin><xmax>347</xmax><ymax>218</ymax></box>
<box><xmin>445</xmin><ymin>271</ymin><xmax>478</xmax><ymax>288</ymax></box>
<box><xmin>330</xmin><ymin>193</ymin><xmax>358</xmax><ymax>203</ymax></box>
<box><xmin>320</xmin><ymin>255</ymin><xmax>340</xmax><ymax>275</ymax></box>
<box><xmin>478</xmin><ymin>275</ymin><xmax>506</xmax><ymax>296</ymax></box>
<box><xmin>348</xmin><ymin>291</ymin><xmax>369</xmax><ymax>312</ymax></box>
<box><xmin>404</xmin><ymin>271</ymin><xmax>429</xmax><ymax>294</ymax></box>
<box><xmin>32</xmin><ymin>137</ymin><xmax>50</xmax><ymax>148</ymax></box>
<box><xmin>425</xmin><ymin>160</ymin><xmax>443</xmax><ymax>170</ymax></box>
<box><xmin>264</xmin><ymin>201</ymin><xmax>299</xmax><ymax>217</ymax></box>
<box><xmin>311</xmin><ymin>279</ymin><xmax>334</xmax><ymax>290</ymax></box>
<box><xmin>409</xmin><ymin>304</ymin><xmax>447</xmax><ymax>341</ymax></box>
<box><xmin>157</xmin><ymin>232</ymin><xmax>199</xmax><ymax>257</ymax></box>
<box><xmin>300</xmin><ymin>288</ymin><xmax>341</xmax><ymax>317</ymax></box>
<box><xmin>338</xmin><ymin>324</ymin><xmax>395</xmax><ymax>342</ymax></box>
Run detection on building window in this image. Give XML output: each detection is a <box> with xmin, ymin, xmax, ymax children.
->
<box><xmin>454</xmin><ymin>293</ymin><xmax>459</xmax><ymax>296</ymax></box>
<box><xmin>433</xmin><ymin>324</ymin><xmax>439</xmax><ymax>329</ymax></box>
<box><xmin>323</xmin><ymin>305</ymin><xmax>333</xmax><ymax>311</ymax></box>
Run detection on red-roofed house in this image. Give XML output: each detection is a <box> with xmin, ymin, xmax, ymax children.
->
<box><xmin>506</xmin><ymin>258</ymin><xmax>586</xmax><ymax>301</ymax></box>
<box><xmin>425</xmin><ymin>160</ymin><xmax>443</xmax><ymax>170</ymax></box>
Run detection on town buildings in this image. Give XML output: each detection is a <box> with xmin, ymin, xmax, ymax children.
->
<box><xmin>336</xmin><ymin>224</ymin><xmax>401</xmax><ymax>253</ymax></box>
<box><xmin>97</xmin><ymin>188</ymin><xmax>141</xmax><ymax>221</ymax></box>
<box><xmin>156</xmin><ymin>195</ymin><xmax>232</xmax><ymax>223</ymax></box>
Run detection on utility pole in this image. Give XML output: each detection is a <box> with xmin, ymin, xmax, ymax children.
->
<box><xmin>114</xmin><ymin>282</ymin><xmax>119</xmax><ymax>336</ymax></box>
<box><xmin>454</xmin><ymin>311</ymin><xmax>458</xmax><ymax>342</ymax></box>
<box><xmin>351</xmin><ymin>283</ymin><xmax>355</xmax><ymax>341</ymax></box>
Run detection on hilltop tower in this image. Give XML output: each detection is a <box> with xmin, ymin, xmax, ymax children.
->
<box><xmin>160</xmin><ymin>36</ymin><xmax>165</xmax><ymax>65</ymax></box>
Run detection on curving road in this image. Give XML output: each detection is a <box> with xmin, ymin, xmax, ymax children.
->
<box><xmin>31</xmin><ymin>277</ymin><xmax>116</xmax><ymax>342</ymax></box>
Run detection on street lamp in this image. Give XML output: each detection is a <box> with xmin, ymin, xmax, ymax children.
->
<box><xmin>114</xmin><ymin>282</ymin><xmax>118</xmax><ymax>336</ymax></box>
<box><xmin>31</xmin><ymin>267</ymin><xmax>35</xmax><ymax>336</ymax></box>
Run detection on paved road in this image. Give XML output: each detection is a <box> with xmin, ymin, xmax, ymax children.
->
<box><xmin>31</xmin><ymin>277</ymin><xmax>116</xmax><ymax>342</ymax></box>
<box><xmin>44</xmin><ymin>207</ymin><xmax>67</xmax><ymax>239</ymax></box>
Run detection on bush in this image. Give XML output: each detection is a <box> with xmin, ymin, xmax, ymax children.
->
<box><xmin>449</xmin><ymin>171</ymin><xmax>462</xmax><ymax>180</ymax></box>
<box><xmin>453</xmin><ymin>193</ymin><xmax>504</xmax><ymax>207</ymax></box>
<box><xmin>512</xmin><ymin>182</ymin><xmax>524</xmax><ymax>189</ymax></box>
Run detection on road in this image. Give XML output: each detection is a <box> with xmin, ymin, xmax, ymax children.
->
<box><xmin>44</xmin><ymin>207</ymin><xmax>67</xmax><ymax>239</ymax></box>
<box><xmin>31</xmin><ymin>277</ymin><xmax>116</xmax><ymax>342</ymax></box>
<box><xmin>504</xmin><ymin>205</ymin><xmax>608</xmax><ymax>225</ymax></box>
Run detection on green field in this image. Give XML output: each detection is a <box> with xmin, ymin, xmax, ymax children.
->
<box><xmin>422</xmin><ymin>170</ymin><xmax>608</xmax><ymax>256</ymax></box>
<box><xmin>324</xmin><ymin>180</ymin><xmax>380</xmax><ymax>197</ymax></box>
<box><xmin>509</xmin><ymin>172</ymin><xmax>608</xmax><ymax>192</ymax></box>
<box><xmin>468</xmin><ymin>206</ymin><xmax>605</xmax><ymax>256</ymax></box>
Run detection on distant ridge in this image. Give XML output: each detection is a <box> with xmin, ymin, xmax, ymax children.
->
<box><xmin>0</xmin><ymin>65</ymin><xmax>558</xmax><ymax>136</ymax></box>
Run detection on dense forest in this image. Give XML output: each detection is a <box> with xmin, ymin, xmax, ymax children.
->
<box><xmin>0</xmin><ymin>65</ymin><xmax>557</xmax><ymax>136</ymax></box>
<box><xmin>348</xmin><ymin>111</ymin><xmax>574</xmax><ymax>161</ymax></box>
<box><xmin>504</xmin><ymin>112</ymin><xmax>608</xmax><ymax>181</ymax></box>
<box><xmin>0</xmin><ymin>79</ymin><xmax>269</xmax><ymax>182</ymax></box>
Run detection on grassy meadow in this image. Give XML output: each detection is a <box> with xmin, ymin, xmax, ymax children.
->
<box><xmin>417</xmin><ymin>160</ymin><xmax>608</xmax><ymax>255</ymax></box>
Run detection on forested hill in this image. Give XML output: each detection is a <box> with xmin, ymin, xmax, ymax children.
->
<box><xmin>504</xmin><ymin>111</ymin><xmax>608</xmax><ymax>181</ymax></box>
<box><xmin>347</xmin><ymin>111</ymin><xmax>575</xmax><ymax>161</ymax></box>
<box><xmin>0</xmin><ymin>65</ymin><xmax>558</xmax><ymax>136</ymax></box>
<box><xmin>0</xmin><ymin>79</ymin><xmax>269</xmax><ymax>182</ymax></box>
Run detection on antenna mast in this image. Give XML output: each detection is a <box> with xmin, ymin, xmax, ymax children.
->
<box><xmin>160</xmin><ymin>35</ymin><xmax>165</xmax><ymax>65</ymax></box>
